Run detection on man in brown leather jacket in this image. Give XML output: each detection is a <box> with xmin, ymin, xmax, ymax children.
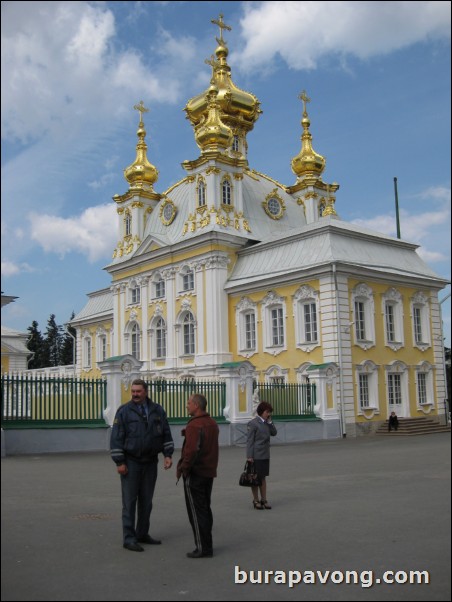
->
<box><xmin>177</xmin><ymin>393</ymin><xmax>219</xmax><ymax>558</ymax></box>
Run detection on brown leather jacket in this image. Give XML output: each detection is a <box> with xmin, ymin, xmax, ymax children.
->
<box><xmin>177</xmin><ymin>412</ymin><xmax>219</xmax><ymax>479</ymax></box>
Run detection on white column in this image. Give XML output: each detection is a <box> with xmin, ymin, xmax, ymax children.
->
<box><xmin>203</xmin><ymin>254</ymin><xmax>232</xmax><ymax>366</ymax></box>
<box><xmin>119</xmin><ymin>283</ymin><xmax>126</xmax><ymax>355</ymax></box>
<box><xmin>140</xmin><ymin>276</ymin><xmax>150</xmax><ymax>370</ymax></box>
<box><xmin>164</xmin><ymin>268</ymin><xmax>177</xmax><ymax>369</ymax></box>
<box><xmin>111</xmin><ymin>285</ymin><xmax>120</xmax><ymax>356</ymax></box>
<box><xmin>195</xmin><ymin>260</ymin><xmax>205</xmax><ymax>356</ymax></box>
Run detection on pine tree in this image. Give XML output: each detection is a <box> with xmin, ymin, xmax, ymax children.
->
<box><xmin>60</xmin><ymin>312</ymin><xmax>77</xmax><ymax>365</ymax></box>
<box><xmin>43</xmin><ymin>314</ymin><xmax>63</xmax><ymax>367</ymax></box>
<box><xmin>27</xmin><ymin>321</ymin><xmax>45</xmax><ymax>369</ymax></box>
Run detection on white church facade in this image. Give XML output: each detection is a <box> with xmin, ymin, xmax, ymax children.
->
<box><xmin>71</xmin><ymin>16</ymin><xmax>448</xmax><ymax>437</ymax></box>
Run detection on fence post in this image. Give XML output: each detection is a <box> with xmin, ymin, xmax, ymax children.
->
<box><xmin>98</xmin><ymin>355</ymin><xmax>143</xmax><ymax>425</ymax></box>
<box><xmin>218</xmin><ymin>361</ymin><xmax>255</xmax><ymax>422</ymax></box>
<box><xmin>306</xmin><ymin>363</ymin><xmax>340</xmax><ymax>421</ymax></box>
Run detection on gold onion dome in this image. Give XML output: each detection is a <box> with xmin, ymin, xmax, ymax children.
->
<box><xmin>124</xmin><ymin>101</ymin><xmax>159</xmax><ymax>187</ymax></box>
<box><xmin>195</xmin><ymin>84</ymin><xmax>233</xmax><ymax>152</ymax></box>
<box><xmin>184</xmin><ymin>14</ymin><xmax>261</xmax><ymax>136</ymax></box>
<box><xmin>291</xmin><ymin>91</ymin><xmax>326</xmax><ymax>179</ymax></box>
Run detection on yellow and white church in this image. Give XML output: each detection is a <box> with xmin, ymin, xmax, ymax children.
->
<box><xmin>72</xmin><ymin>16</ymin><xmax>448</xmax><ymax>437</ymax></box>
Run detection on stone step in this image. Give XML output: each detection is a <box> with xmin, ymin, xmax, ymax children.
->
<box><xmin>376</xmin><ymin>417</ymin><xmax>450</xmax><ymax>436</ymax></box>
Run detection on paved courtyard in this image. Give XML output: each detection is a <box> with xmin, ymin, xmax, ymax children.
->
<box><xmin>1</xmin><ymin>433</ymin><xmax>450</xmax><ymax>601</ymax></box>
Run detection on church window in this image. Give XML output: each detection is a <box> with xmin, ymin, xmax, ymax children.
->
<box><xmin>411</xmin><ymin>292</ymin><xmax>431</xmax><ymax>350</ymax></box>
<box><xmin>271</xmin><ymin>307</ymin><xmax>284</xmax><ymax>346</ymax></box>
<box><xmin>97</xmin><ymin>334</ymin><xmax>107</xmax><ymax>362</ymax></box>
<box><xmin>236</xmin><ymin>297</ymin><xmax>258</xmax><ymax>357</ymax></box>
<box><xmin>245</xmin><ymin>312</ymin><xmax>256</xmax><ymax>351</ymax></box>
<box><xmin>125</xmin><ymin>211</ymin><xmax>132</xmax><ymax>236</ymax></box>
<box><xmin>182</xmin><ymin>312</ymin><xmax>195</xmax><ymax>356</ymax></box>
<box><xmin>262</xmin><ymin>292</ymin><xmax>286</xmax><ymax>356</ymax></box>
<box><xmin>180</xmin><ymin>267</ymin><xmax>194</xmax><ymax>292</ymax></box>
<box><xmin>131</xmin><ymin>323</ymin><xmax>140</xmax><ymax>359</ymax></box>
<box><xmin>351</xmin><ymin>284</ymin><xmax>375</xmax><ymax>350</ymax></box>
<box><xmin>415</xmin><ymin>363</ymin><xmax>434</xmax><ymax>407</ymax></box>
<box><xmin>294</xmin><ymin>285</ymin><xmax>320</xmax><ymax>352</ymax></box>
<box><xmin>153</xmin><ymin>274</ymin><xmax>165</xmax><ymax>299</ymax></box>
<box><xmin>355</xmin><ymin>361</ymin><xmax>379</xmax><ymax>413</ymax></box>
<box><xmin>232</xmin><ymin>135</ymin><xmax>239</xmax><ymax>152</ymax></box>
<box><xmin>155</xmin><ymin>317</ymin><xmax>167</xmax><ymax>359</ymax></box>
<box><xmin>222</xmin><ymin>178</ymin><xmax>232</xmax><ymax>205</ymax></box>
<box><xmin>197</xmin><ymin>180</ymin><xmax>206</xmax><ymax>207</ymax></box>
<box><xmin>382</xmin><ymin>289</ymin><xmax>404</xmax><ymax>350</ymax></box>
<box><xmin>130</xmin><ymin>284</ymin><xmax>140</xmax><ymax>305</ymax></box>
<box><xmin>83</xmin><ymin>336</ymin><xmax>92</xmax><ymax>369</ymax></box>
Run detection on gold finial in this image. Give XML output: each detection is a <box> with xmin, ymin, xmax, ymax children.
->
<box><xmin>211</xmin><ymin>14</ymin><xmax>231</xmax><ymax>44</ymax></box>
<box><xmin>133</xmin><ymin>100</ymin><xmax>149</xmax><ymax>124</ymax></box>
<box><xmin>299</xmin><ymin>90</ymin><xmax>311</xmax><ymax>117</ymax></box>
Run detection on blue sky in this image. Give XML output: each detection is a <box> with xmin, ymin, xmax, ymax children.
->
<box><xmin>1</xmin><ymin>1</ymin><xmax>451</xmax><ymax>344</ymax></box>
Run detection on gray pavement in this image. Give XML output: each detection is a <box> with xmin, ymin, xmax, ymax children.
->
<box><xmin>1</xmin><ymin>433</ymin><xmax>451</xmax><ymax>601</ymax></box>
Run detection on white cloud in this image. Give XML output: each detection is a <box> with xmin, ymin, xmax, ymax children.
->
<box><xmin>29</xmin><ymin>204</ymin><xmax>118</xmax><ymax>263</ymax></box>
<box><xmin>234</xmin><ymin>1</ymin><xmax>451</xmax><ymax>71</ymax></box>
<box><xmin>1</xmin><ymin>1</ymin><xmax>181</xmax><ymax>144</ymax></box>
<box><xmin>1</xmin><ymin>261</ymin><xmax>36</xmax><ymax>277</ymax></box>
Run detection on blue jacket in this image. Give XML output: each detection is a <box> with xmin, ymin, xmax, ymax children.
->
<box><xmin>110</xmin><ymin>398</ymin><xmax>174</xmax><ymax>465</ymax></box>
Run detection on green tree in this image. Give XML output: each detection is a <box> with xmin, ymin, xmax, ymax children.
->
<box><xmin>27</xmin><ymin>321</ymin><xmax>45</xmax><ymax>369</ymax></box>
<box><xmin>43</xmin><ymin>314</ymin><xmax>63</xmax><ymax>367</ymax></box>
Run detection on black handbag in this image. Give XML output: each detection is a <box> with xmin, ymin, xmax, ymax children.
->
<box><xmin>239</xmin><ymin>461</ymin><xmax>261</xmax><ymax>487</ymax></box>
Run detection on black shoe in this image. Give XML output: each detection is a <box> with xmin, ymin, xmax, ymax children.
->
<box><xmin>186</xmin><ymin>549</ymin><xmax>213</xmax><ymax>558</ymax></box>
<box><xmin>123</xmin><ymin>542</ymin><xmax>144</xmax><ymax>552</ymax></box>
<box><xmin>137</xmin><ymin>535</ymin><xmax>161</xmax><ymax>545</ymax></box>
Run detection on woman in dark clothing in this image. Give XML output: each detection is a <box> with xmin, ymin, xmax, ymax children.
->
<box><xmin>246</xmin><ymin>401</ymin><xmax>277</xmax><ymax>510</ymax></box>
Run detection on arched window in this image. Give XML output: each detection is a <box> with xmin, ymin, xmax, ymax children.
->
<box><xmin>222</xmin><ymin>179</ymin><xmax>232</xmax><ymax>205</ymax></box>
<box><xmin>125</xmin><ymin>211</ymin><xmax>132</xmax><ymax>236</ymax></box>
<box><xmin>197</xmin><ymin>180</ymin><xmax>206</xmax><ymax>207</ymax></box>
<box><xmin>155</xmin><ymin>317</ymin><xmax>167</xmax><ymax>359</ymax></box>
<box><xmin>131</xmin><ymin>323</ymin><xmax>140</xmax><ymax>359</ymax></box>
<box><xmin>183</xmin><ymin>312</ymin><xmax>195</xmax><ymax>355</ymax></box>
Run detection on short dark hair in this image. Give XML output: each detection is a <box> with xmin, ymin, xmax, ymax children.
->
<box><xmin>256</xmin><ymin>401</ymin><xmax>273</xmax><ymax>416</ymax></box>
<box><xmin>190</xmin><ymin>393</ymin><xmax>207</xmax><ymax>411</ymax></box>
<box><xmin>131</xmin><ymin>379</ymin><xmax>148</xmax><ymax>391</ymax></box>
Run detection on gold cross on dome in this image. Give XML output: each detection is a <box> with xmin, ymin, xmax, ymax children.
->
<box><xmin>299</xmin><ymin>90</ymin><xmax>311</xmax><ymax>116</ymax></box>
<box><xmin>133</xmin><ymin>100</ymin><xmax>149</xmax><ymax>124</ymax></box>
<box><xmin>211</xmin><ymin>14</ymin><xmax>231</xmax><ymax>43</ymax></box>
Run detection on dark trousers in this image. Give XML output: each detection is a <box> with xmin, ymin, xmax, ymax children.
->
<box><xmin>120</xmin><ymin>458</ymin><xmax>158</xmax><ymax>545</ymax></box>
<box><xmin>183</xmin><ymin>473</ymin><xmax>214</xmax><ymax>553</ymax></box>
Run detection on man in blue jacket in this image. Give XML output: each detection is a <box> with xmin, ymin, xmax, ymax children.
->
<box><xmin>110</xmin><ymin>379</ymin><xmax>174</xmax><ymax>552</ymax></box>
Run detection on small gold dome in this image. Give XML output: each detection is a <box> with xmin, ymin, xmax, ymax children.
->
<box><xmin>291</xmin><ymin>92</ymin><xmax>326</xmax><ymax>179</ymax></box>
<box><xmin>124</xmin><ymin>101</ymin><xmax>158</xmax><ymax>187</ymax></box>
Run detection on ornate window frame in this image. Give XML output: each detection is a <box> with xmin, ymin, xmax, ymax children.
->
<box><xmin>351</xmin><ymin>283</ymin><xmax>375</xmax><ymax>350</ymax></box>
<box><xmin>262</xmin><ymin>189</ymin><xmax>286</xmax><ymax>220</ymax></box>
<box><xmin>236</xmin><ymin>297</ymin><xmax>258</xmax><ymax>358</ymax></box>
<box><xmin>355</xmin><ymin>360</ymin><xmax>380</xmax><ymax>418</ymax></box>
<box><xmin>96</xmin><ymin>327</ymin><xmax>108</xmax><ymax>363</ymax></box>
<box><xmin>129</xmin><ymin>279</ymin><xmax>141</xmax><ymax>306</ymax></box>
<box><xmin>82</xmin><ymin>330</ymin><xmax>92</xmax><ymax>371</ymax></box>
<box><xmin>150</xmin><ymin>310</ymin><xmax>167</xmax><ymax>360</ymax></box>
<box><xmin>196</xmin><ymin>177</ymin><xmax>207</xmax><ymax>208</ymax></box>
<box><xmin>262</xmin><ymin>291</ymin><xmax>287</xmax><ymax>356</ymax></box>
<box><xmin>382</xmin><ymin>288</ymin><xmax>404</xmax><ymax>351</ymax></box>
<box><xmin>125</xmin><ymin>321</ymin><xmax>141</xmax><ymax>360</ymax></box>
<box><xmin>177</xmin><ymin>305</ymin><xmax>196</xmax><ymax>358</ymax></box>
<box><xmin>293</xmin><ymin>285</ymin><xmax>320</xmax><ymax>352</ymax></box>
<box><xmin>221</xmin><ymin>175</ymin><xmax>233</xmax><ymax>207</ymax></box>
<box><xmin>264</xmin><ymin>364</ymin><xmax>289</xmax><ymax>385</ymax></box>
<box><xmin>159</xmin><ymin>198</ymin><xmax>177</xmax><ymax>226</ymax></box>
<box><xmin>411</xmin><ymin>291</ymin><xmax>431</xmax><ymax>351</ymax></box>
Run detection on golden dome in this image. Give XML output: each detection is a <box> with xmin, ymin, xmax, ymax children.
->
<box><xmin>184</xmin><ymin>15</ymin><xmax>261</xmax><ymax>138</ymax></box>
<box><xmin>194</xmin><ymin>84</ymin><xmax>233</xmax><ymax>153</ymax></box>
<box><xmin>291</xmin><ymin>91</ymin><xmax>326</xmax><ymax>179</ymax></box>
<box><xmin>124</xmin><ymin>101</ymin><xmax>159</xmax><ymax>187</ymax></box>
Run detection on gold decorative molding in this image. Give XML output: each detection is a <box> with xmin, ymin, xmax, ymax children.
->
<box><xmin>262</xmin><ymin>189</ymin><xmax>286</xmax><ymax>220</ymax></box>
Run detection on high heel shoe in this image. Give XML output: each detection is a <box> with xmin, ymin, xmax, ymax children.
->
<box><xmin>261</xmin><ymin>499</ymin><xmax>272</xmax><ymax>509</ymax></box>
<box><xmin>253</xmin><ymin>500</ymin><xmax>264</xmax><ymax>510</ymax></box>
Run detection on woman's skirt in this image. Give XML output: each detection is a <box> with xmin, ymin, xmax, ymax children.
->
<box><xmin>253</xmin><ymin>459</ymin><xmax>270</xmax><ymax>479</ymax></box>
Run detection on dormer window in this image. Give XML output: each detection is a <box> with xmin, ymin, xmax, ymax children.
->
<box><xmin>125</xmin><ymin>211</ymin><xmax>132</xmax><ymax>236</ymax></box>
<box><xmin>222</xmin><ymin>178</ymin><xmax>232</xmax><ymax>205</ymax></box>
<box><xmin>197</xmin><ymin>180</ymin><xmax>206</xmax><ymax>207</ymax></box>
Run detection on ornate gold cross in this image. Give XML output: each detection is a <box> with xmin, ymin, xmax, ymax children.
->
<box><xmin>299</xmin><ymin>90</ymin><xmax>311</xmax><ymax>117</ymax></box>
<box><xmin>211</xmin><ymin>14</ymin><xmax>231</xmax><ymax>43</ymax></box>
<box><xmin>133</xmin><ymin>100</ymin><xmax>149</xmax><ymax>124</ymax></box>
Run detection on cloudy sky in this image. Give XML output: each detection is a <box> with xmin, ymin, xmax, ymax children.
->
<box><xmin>1</xmin><ymin>1</ymin><xmax>451</xmax><ymax>344</ymax></box>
